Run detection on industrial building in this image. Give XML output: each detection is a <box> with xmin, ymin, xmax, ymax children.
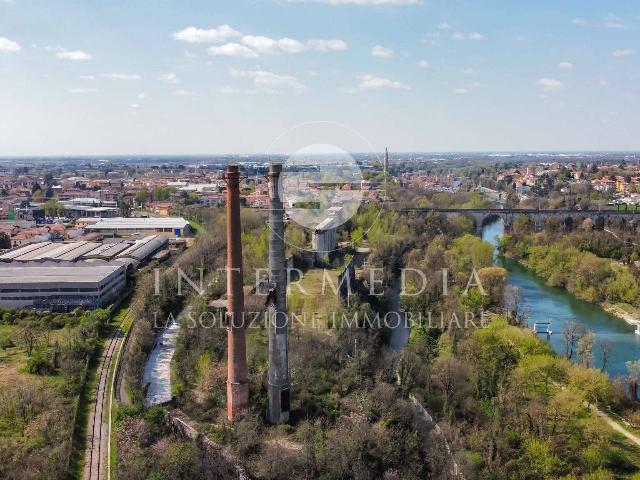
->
<box><xmin>86</xmin><ymin>217</ymin><xmax>192</xmax><ymax>237</ymax></box>
<box><xmin>0</xmin><ymin>235</ymin><xmax>168</xmax><ymax>268</ymax></box>
<box><xmin>0</xmin><ymin>262</ymin><xmax>126</xmax><ymax>309</ymax></box>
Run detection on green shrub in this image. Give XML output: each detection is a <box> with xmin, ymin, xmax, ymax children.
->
<box><xmin>26</xmin><ymin>349</ymin><xmax>54</xmax><ymax>375</ymax></box>
<box><xmin>0</xmin><ymin>336</ymin><xmax>14</xmax><ymax>350</ymax></box>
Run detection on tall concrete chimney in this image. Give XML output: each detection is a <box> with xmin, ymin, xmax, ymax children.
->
<box><xmin>267</xmin><ymin>163</ymin><xmax>290</xmax><ymax>424</ymax></box>
<box><xmin>225</xmin><ymin>164</ymin><xmax>249</xmax><ymax>422</ymax></box>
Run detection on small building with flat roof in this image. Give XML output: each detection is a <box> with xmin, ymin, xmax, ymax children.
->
<box><xmin>86</xmin><ymin>217</ymin><xmax>192</xmax><ymax>237</ymax></box>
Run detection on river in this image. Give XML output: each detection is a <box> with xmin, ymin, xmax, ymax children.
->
<box><xmin>482</xmin><ymin>219</ymin><xmax>640</xmax><ymax>378</ymax></box>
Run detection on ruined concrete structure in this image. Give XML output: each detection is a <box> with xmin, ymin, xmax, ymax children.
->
<box><xmin>225</xmin><ymin>164</ymin><xmax>249</xmax><ymax>422</ymax></box>
<box><xmin>267</xmin><ymin>163</ymin><xmax>290</xmax><ymax>424</ymax></box>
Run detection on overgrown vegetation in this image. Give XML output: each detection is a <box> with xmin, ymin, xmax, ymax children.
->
<box><xmin>0</xmin><ymin>307</ymin><xmax>113</xmax><ymax>480</ymax></box>
<box><xmin>115</xmin><ymin>193</ymin><xmax>640</xmax><ymax>479</ymax></box>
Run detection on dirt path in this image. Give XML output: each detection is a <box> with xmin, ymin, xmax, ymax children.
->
<box><xmin>595</xmin><ymin>408</ymin><xmax>640</xmax><ymax>448</ymax></box>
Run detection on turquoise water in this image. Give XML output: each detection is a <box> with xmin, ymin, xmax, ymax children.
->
<box><xmin>482</xmin><ymin>220</ymin><xmax>640</xmax><ymax>378</ymax></box>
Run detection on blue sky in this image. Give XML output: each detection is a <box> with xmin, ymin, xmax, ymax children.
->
<box><xmin>0</xmin><ymin>0</ymin><xmax>638</xmax><ymax>155</ymax></box>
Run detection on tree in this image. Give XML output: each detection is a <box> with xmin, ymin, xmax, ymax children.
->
<box><xmin>44</xmin><ymin>199</ymin><xmax>63</xmax><ymax>217</ymax></box>
<box><xmin>477</xmin><ymin>267</ymin><xmax>508</xmax><ymax>307</ymax></box>
<box><xmin>14</xmin><ymin>321</ymin><xmax>41</xmax><ymax>356</ymax></box>
<box><xmin>512</xmin><ymin>215</ymin><xmax>532</xmax><ymax>235</ymax></box>
<box><xmin>134</xmin><ymin>189</ymin><xmax>148</xmax><ymax>207</ymax></box>
<box><xmin>599</xmin><ymin>339</ymin><xmax>613</xmax><ymax>372</ymax></box>
<box><xmin>0</xmin><ymin>233</ymin><xmax>10</xmax><ymax>249</ymax></box>
<box><xmin>32</xmin><ymin>189</ymin><xmax>44</xmax><ymax>202</ymax></box>
<box><xmin>448</xmin><ymin>234</ymin><xmax>494</xmax><ymax>273</ymax></box>
<box><xmin>581</xmin><ymin>218</ymin><xmax>594</xmax><ymax>232</ymax></box>
<box><xmin>563</xmin><ymin>321</ymin><xmax>585</xmax><ymax>360</ymax></box>
<box><xmin>577</xmin><ymin>331</ymin><xmax>595</xmax><ymax>369</ymax></box>
<box><xmin>431</xmin><ymin>355</ymin><xmax>470</xmax><ymax>420</ymax></box>
<box><xmin>626</xmin><ymin>360</ymin><xmax>640</xmax><ymax>400</ymax></box>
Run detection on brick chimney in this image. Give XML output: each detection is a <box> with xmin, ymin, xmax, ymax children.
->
<box><xmin>225</xmin><ymin>164</ymin><xmax>249</xmax><ymax>421</ymax></box>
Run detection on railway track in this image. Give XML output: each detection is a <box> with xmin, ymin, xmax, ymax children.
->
<box><xmin>84</xmin><ymin>299</ymin><xmax>139</xmax><ymax>480</ymax></box>
<box><xmin>85</xmin><ymin>261</ymin><xmax>180</xmax><ymax>480</ymax></box>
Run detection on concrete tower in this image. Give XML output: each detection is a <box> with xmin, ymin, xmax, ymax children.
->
<box><xmin>225</xmin><ymin>164</ymin><xmax>249</xmax><ymax>422</ymax></box>
<box><xmin>267</xmin><ymin>163</ymin><xmax>290</xmax><ymax>424</ymax></box>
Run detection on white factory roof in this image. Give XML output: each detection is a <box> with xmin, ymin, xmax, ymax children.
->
<box><xmin>0</xmin><ymin>241</ymin><xmax>102</xmax><ymax>262</ymax></box>
<box><xmin>0</xmin><ymin>263</ymin><xmax>123</xmax><ymax>284</ymax></box>
<box><xmin>87</xmin><ymin>217</ymin><xmax>189</xmax><ymax>230</ymax></box>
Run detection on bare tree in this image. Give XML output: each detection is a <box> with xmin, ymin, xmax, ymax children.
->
<box><xmin>577</xmin><ymin>331</ymin><xmax>595</xmax><ymax>369</ymax></box>
<box><xmin>504</xmin><ymin>285</ymin><xmax>529</xmax><ymax>326</ymax></box>
<box><xmin>13</xmin><ymin>321</ymin><xmax>41</xmax><ymax>357</ymax></box>
<box><xmin>626</xmin><ymin>360</ymin><xmax>640</xmax><ymax>401</ymax></box>
<box><xmin>562</xmin><ymin>321</ymin><xmax>585</xmax><ymax>361</ymax></box>
<box><xmin>599</xmin><ymin>339</ymin><xmax>613</xmax><ymax>372</ymax></box>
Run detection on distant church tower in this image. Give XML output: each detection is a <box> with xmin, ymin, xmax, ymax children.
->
<box><xmin>384</xmin><ymin>147</ymin><xmax>389</xmax><ymax>174</ymax></box>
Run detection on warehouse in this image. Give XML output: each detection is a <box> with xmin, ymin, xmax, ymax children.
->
<box><xmin>86</xmin><ymin>217</ymin><xmax>192</xmax><ymax>237</ymax></box>
<box><xmin>0</xmin><ymin>262</ymin><xmax>126</xmax><ymax>309</ymax></box>
<box><xmin>0</xmin><ymin>236</ymin><xmax>169</xmax><ymax>266</ymax></box>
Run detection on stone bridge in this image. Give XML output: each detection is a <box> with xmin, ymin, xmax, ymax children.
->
<box><xmin>402</xmin><ymin>208</ymin><xmax>640</xmax><ymax>236</ymax></box>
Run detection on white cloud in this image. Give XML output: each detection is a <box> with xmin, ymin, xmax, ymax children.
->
<box><xmin>601</xmin><ymin>14</ymin><xmax>627</xmax><ymax>29</ymax></box>
<box><xmin>453</xmin><ymin>87</ymin><xmax>468</xmax><ymax>94</ymax></box>
<box><xmin>612</xmin><ymin>48</ymin><xmax>635</xmax><ymax>57</ymax></box>
<box><xmin>558</xmin><ymin>61</ymin><xmax>574</xmax><ymax>69</ymax></box>
<box><xmin>437</xmin><ymin>22</ymin><xmax>450</xmax><ymax>30</ymax></box>
<box><xmin>417</xmin><ymin>59</ymin><xmax>429</xmax><ymax>68</ymax></box>
<box><xmin>172</xmin><ymin>25</ymin><xmax>240</xmax><ymax>44</ymax></box>
<box><xmin>208</xmin><ymin>43</ymin><xmax>258</xmax><ymax>58</ymax></box>
<box><xmin>284</xmin><ymin>0</ymin><xmax>421</xmax><ymax>4</ymax></box>
<box><xmin>56</xmin><ymin>50</ymin><xmax>92</xmax><ymax>61</ymax></box>
<box><xmin>137</xmin><ymin>93</ymin><xmax>147</xmax><ymax>99</ymax></box>
<box><xmin>229</xmin><ymin>68</ymin><xmax>306</xmax><ymax>93</ymax></box>
<box><xmin>462</xmin><ymin>67</ymin><xmax>476</xmax><ymax>76</ymax></box>
<box><xmin>371</xmin><ymin>45</ymin><xmax>394</xmax><ymax>58</ymax></box>
<box><xmin>175</xmin><ymin>89</ymin><xmax>195</xmax><ymax>96</ymax></box>
<box><xmin>306</xmin><ymin>39</ymin><xmax>347</xmax><ymax>52</ymax></box>
<box><xmin>159</xmin><ymin>72</ymin><xmax>180</xmax><ymax>84</ymax></box>
<box><xmin>538</xmin><ymin>77</ymin><xmax>564</xmax><ymax>92</ymax></box>
<box><xmin>357</xmin><ymin>74</ymin><xmax>410</xmax><ymax>91</ymax></box>
<box><xmin>0</xmin><ymin>37</ymin><xmax>21</xmax><ymax>53</ymax></box>
<box><xmin>101</xmin><ymin>73</ymin><xmax>142</xmax><ymax>80</ymax></box>
<box><xmin>68</xmin><ymin>87</ymin><xmax>98</xmax><ymax>94</ymax></box>
<box><xmin>210</xmin><ymin>35</ymin><xmax>347</xmax><ymax>57</ymax></box>
<box><xmin>130</xmin><ymin>103</ymin><xmax>140</xmax><ymax>109</ymax></box>
<box><xmin>452</xmin><ymin>32</ymin><xmax>484</xmax><ymax>41</ymax></box>
<box><xmin>241</xmin><ymin>35</ymin><xmax>306</xmax><ymax>55</ymax></box>
<box><xmin>572</xmin><ymin>17</ymin><xmax>587</xmax><ymax>26</ymax></box>
<box><xmin>79</xmin><ymin>75</ymin><xmax>95</xmax><ymax>80</ymax></box>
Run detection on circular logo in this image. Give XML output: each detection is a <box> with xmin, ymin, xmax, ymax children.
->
<box><xmin>266</xmin><ymin>121</ymin><xmax>387</xmax><ymax>253</ymax></box>
<box><xmin>281</xmin><ymin>143</ymin><xmax>363</xmax><ymax>230</ymax></box>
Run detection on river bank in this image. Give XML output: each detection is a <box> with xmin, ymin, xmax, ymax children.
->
<box><xmin>603</xmin><ymin>303</ymin><xmax>640</xmax><ymax>328</ymax></box>
<box><xmin>500</xmin><ymin>248</ymin><xmax>640</xmax><ymax>329</ymax></box>
<box><xmin>482</xmin><ymin>219</ymin><xmax>640</xmax><ymax>378</ymax></box>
